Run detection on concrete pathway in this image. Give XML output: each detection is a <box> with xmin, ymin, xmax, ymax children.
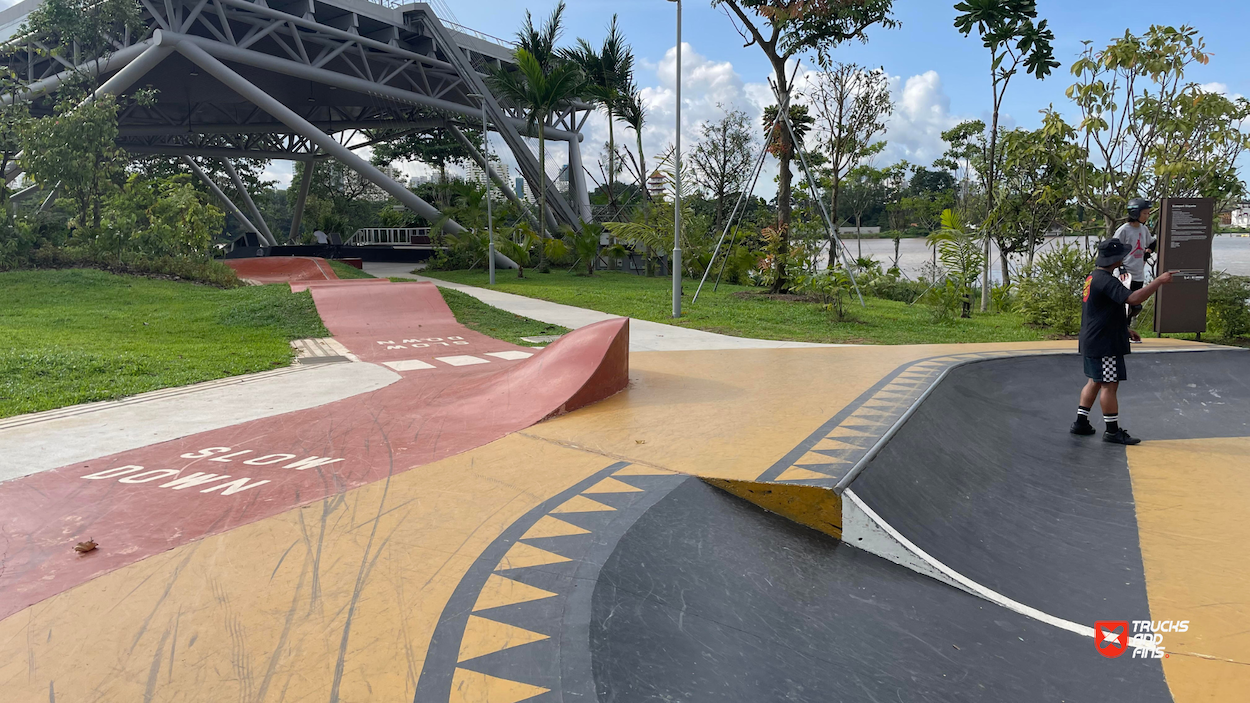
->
<box><xmin>0</xmin><ymin>360</ymin><xmax>400</xmax><ymax>481</ymax></box>
<box><xmin>363</xmin><ymin>261</ymin><xmax>842</xmax><ymax>352</ymax></box>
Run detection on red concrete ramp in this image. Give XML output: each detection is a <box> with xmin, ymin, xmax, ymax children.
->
<box><xmin>225</xmin><ymin>256</ymin><xmax>338</xmax><ymax>283</ymax></box>
<box><xmin>0</xmin><ymin>280</ymin><xmax>629</xmax><ymax>620</ymax></box>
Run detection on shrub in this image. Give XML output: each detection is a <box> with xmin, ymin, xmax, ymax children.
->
<box><xmin>863</xmin><ymin>271</ymin><xmax>928</xmax><ymax>303</ymax></box>
<box><xmin>1016</xmin><ymin>243</ymin><xmax>1094</xmax><ymax>335</ymax></box>
<box><xmin>793</xmin><ymin>269</ymin><xmax>854</xmax><ymax>321</ymax></box>
<box><xmin>1208</xmin><ymin>272</ymin><xmax>1250</xmax><ymax>339</ymax></box>
<box><xmin>722</xmin><ymin>245</ymin><xmax>762</xmax><ymax>286</ymax></box>
<box><xmin>920</xmin><ymin>278</ymin><xmax>964</xmax><ymax>322</ymax></box>
<box><xmin>2</xmin><ymin>245</ymin><xmax>241</xmax><ymax>287</ymax></box>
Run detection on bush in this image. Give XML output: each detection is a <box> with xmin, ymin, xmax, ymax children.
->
<box><xmin>793</xmin><ymin>269</ymin><xmax>854</xmax><ymax>321</ymax></box>
<box><xmin>722</xmin><ymin>245</ymin><xmax>761</xmax><ymax>286</ymax></box>
<box><xmin>1016</xmin><ymin>243</ymin><xmax>1094</xmax><ymax>335</ymax></box>
<box><xmin>1</xmin><ymin>245</ymin><xmax>241</xmax><ymax>287</ymax></box>
<box><xmin>863</xmin><ymin>271</ymin><xmax>928</xmax><ymax>303</ymax></box>
<box><xmin>1208</xmin><ymin>272</ymin><xmax>1250</xmax><ymax>339</ymax></box>
<box><xmin>920</xmin><ymin>278</ymin><xmax>964</xmax><ymax>322</ymax></box>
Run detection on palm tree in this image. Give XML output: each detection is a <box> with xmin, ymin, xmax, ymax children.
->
<box><xmin>566</xmin><ymin>15</ymin><xmax>634</xmax><ymax>218</ymax></box>
<box><xmin>491</xmin><ymin>3</ymin><xmax>583</xmax><ymax>270</ymax></box>
<box><xmin>619</xmin><ymin>85</ymin><xmax>647</xmax><ymax>200</ymax></box>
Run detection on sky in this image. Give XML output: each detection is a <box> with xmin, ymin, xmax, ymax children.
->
<box><xmin>4</xmin><ymin>0</ymin><xmax>1246</xmax><ymax>192</ymax></box>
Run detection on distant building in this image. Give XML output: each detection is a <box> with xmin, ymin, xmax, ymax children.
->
<box><xmin>514</xmin><ymin>176</ymin><xmax>537</xmax><ymax>204</ymax></box>
<box><xmin>408</xmin><ymin>174</ymin><xmax>433</xmax><ymax>188</ymax></box>
<box><xmin>465</xmin><ymin>160</ymin><xmax>510</xmax><ymax>202</ymax></box>
<box><xmin>1230</xmin><ymin>203</ymin><xmax>1250</xmax><ymax>228</ymax></box>
<box><xmin>556</xmin><ymin>165</ymin><xmax>570</xmax><ymax>194</ymax></box>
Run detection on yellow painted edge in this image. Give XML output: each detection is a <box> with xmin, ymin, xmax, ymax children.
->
<box><xmin>702</xmin><ymin>478</ymin><xmax>842</xmax><ymax>540</ymax></box>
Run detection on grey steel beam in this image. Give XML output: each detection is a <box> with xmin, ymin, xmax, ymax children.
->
<box><xmin>175</xmin><ymin>39</ymin><xmax>465</xmax><ymax>234</ymax></box>
<box><xmin>158</xmin><ymin>32</ymin><xmax>582</xmax><ymax>141</ymax></box>
<box><xmin>181</xmin><ymin>155</ymin><xmax>263</xmax><ymax>237</ymax></box>
<box><xmin>418</xmin><ymin>18</ymin><xmax>580</xmax><ymax>231</ymax></box>
<box><xmin>125</xmin><ymin>145</ymin><xmax>315</xmax><ymax>160</ymax></box>
<box><xmin>117</xmin><ymin>119</ymin><xmax>444</xmax><ymax>137</ymax></box>
<box><xmin>4</xmin><ymin>40</ymin><xmax>173</xmax><ymax>184</ymax></box>
<box><xmin>567</xmin><ymin>134</ymin><xmax>592</xmax><ymax>223</ymax></box>
<box><xmin>221</xmin><ymin>158</ymin><xmax>276</xmax><ymax>246</ymax></box>
<box><xmin>446</xmin><ymin>123</ymin><xmax>542</xmax><ymax>233</ymax></box>
<box><xmin>0</xmin><ymin>39</ymin><xmax>155</xmax><ymax>107</ymax></box>
<box><xmin>289</xmin><ymin>159</ymin><xmax>314</xmax><ymax>243</ymax></box>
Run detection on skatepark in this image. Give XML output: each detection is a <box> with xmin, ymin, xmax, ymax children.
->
<box><xmin>1</xmin><ymin>257</ymin><xmax>1245</xmax><ymax>702</ymax></box>
<box><xmin>2</xmin><ymin>0</ymin><xmax>1249</xmax><ymax>698</ymax></box>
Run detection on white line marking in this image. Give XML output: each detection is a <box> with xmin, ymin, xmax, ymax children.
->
<box><xmin>485</xmin><ymin>351</ymin><xmax>534</xmax><ymax>361</ymax></box>
<box><xmin>435</xmin><ymin>355</ymin><xmax>490</xmax><ymax>367</ymax></box>
<box><xmin>382</xmin><ymin>359</ymin><xmax>437</xmax><ymax>371</ymax></box>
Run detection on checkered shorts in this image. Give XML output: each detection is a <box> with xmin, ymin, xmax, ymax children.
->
<box><xmin>1084</xmin><ymin>355</ymin><xmax>1127</xmax><ymax>383</ymax></box>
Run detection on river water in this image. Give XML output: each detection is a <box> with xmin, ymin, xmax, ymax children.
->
<box><xmin>822</xmin><ymin>234</ymin><xmax>1250</xmax><ymax>281</ymax></box>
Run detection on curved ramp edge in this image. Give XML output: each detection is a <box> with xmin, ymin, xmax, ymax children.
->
<box><xmin>224</xmin><ymin>255</ymin><xmax>339</xmax><ymax>283</ymax></box>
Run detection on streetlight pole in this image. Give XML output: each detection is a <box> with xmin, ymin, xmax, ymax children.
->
<box><xmin>469</xmin><ymin>93</ymin><xmax>496</xmax><ymax>285</ymax></box>
<box><xmin>668</xmin><ymin>0</ymin><xmax>682</xmax><ymax>317</ymax></box>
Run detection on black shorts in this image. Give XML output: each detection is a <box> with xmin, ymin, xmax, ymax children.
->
<box><xmin>1084</xmin><ymin>355</ymin><xmax>1127</xmax><ymax>383</ymax></box>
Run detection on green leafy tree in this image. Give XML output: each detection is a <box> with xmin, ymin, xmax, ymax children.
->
<box><xmin>840</xmin><ymin>163</ymin><xmax>886</xmax><ymax>260</ymax></box>
<box><xmin>20</xmin><ymin>94</ymin><xmax>126</xmax><ymax>230</ymax></box>
<box><xmin>1063</xmin><ymin>25</ymin><xmax>1216</xmax><ymax>236</ymax></box>
<box><xmin>809</xmin><ymin>62</ymin><xmax>892</xmax><ymax>267</ymax></box>
<box><xmin>713</xmin><ymin>0</ymin><xmax>898</xmax><ymax>286</ymax></box>
<box><xmin>491</xmin><ymin>2</ymin><xmax>584</xmax><ymax>268</ymax></box>
<box><xmin>371</xmin><ymin>128</ymin><xmax>478</xmax><ymax>208</ymax></box>
<box><xmin>953</xmin><ymin>0</ymin><xmax>1058</xmax><ymax>312</ymax></box>
<box><xmin>102</xmin><ymin>174</ymin><xmax>225</xmax><ymax>260</ymax></box>
<box><xmin>18</xmin><ymin>0</ymin><xmax>143</xmax><ymax>87</ymax></box>
<box><xmin>994</xmin><ymin>113</ymin><xmax>1078</xmax><ymax>277</ymax></box>
<box><xmin>761</xmin><ymin>101</ymin><xmax>815</xmax><ymax>291</ymax></box>
<box><xmin>690</xmin><ymin>105</ymin><xmax>756</xmax><ymax>229</ymax></box>
<box><xmin>0</xmin><ymin>68</ymin><xmax>30</xmax><ymax>220</ymax></box>
<box><xmin>566</xmin><ymin>15</ymin><xmax>634</xmax><ymax>217</ymax></box>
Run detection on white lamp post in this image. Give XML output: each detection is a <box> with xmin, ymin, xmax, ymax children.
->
<box><xmin>468</xmin><ymin>93</ymin><xmax>495</xmax><ymax>285</ymax></box>
<box><xmin>667</xmin><ymin>0</ymin><xmax>682</xmax><ymax>317</ymax></box>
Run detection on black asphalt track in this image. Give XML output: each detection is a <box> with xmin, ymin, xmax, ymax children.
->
<box><xmin>588</xmin><ymin>350</ymin><xmax>1245</xmax><ymax>701</ymax></box>
<box><xmin>849</xmin><ymin>350</ymin><xmax>1248</xmax><ymax>627</ymax></box>
<box><xmin>590</xmin><ymin>478</ymin><xmax>1171</xmax><ymax>702</ymax></box>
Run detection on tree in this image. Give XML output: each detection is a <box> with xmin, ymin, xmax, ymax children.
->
<box><xmin>690</xmin><ymin>105</ymin><xmax>756</xmax><ymax>229</ymax></box>
<box><xmin>18</xmin><ymin>0</ymin><xmax>143</xmax><ymax>89</ymax></box>
<box><xmin>712</xmin><ymin>0</ymin><xmax>897</xmax><ymax>285</ymax></box>
<box><xmin>491</xmin><ymin>2</ymin><xmax>584</xmax><ymax>269</ymax></box>
<box><xmin>20</xmin><ymin>94</ymin><xmax>126</xmax><ymax>230</ymax></box>
<box><xmin>0</xmin><ymin>69</ymin><xmax>30</xmax><ymax>220</ymax></box>
<box><xmin>567</xmin><ymin>15</ymin><xmax>634</xmax><ymax>218</ymax></box>
<box><xmin>993</xmin><ymin>114</ymin><xmax>1077</xmax><ymax>278</ymax></box>
<box><xmin>761</xmin><ymin>102</ymin><xmax>814</xmax><ymax>291</ymax></box>
<box><xmin>1063</xmin><ymin>26</ymin><xmax>1211</xmax><ymax>237</ymax></box>
<box><xmin>1148</xmin><ymin>87</ymin><xmax>1250</xmax><ymax>204</ymax></box>
<box><xmin>953</xmin><ymin>0</ymin><xmax>1058</xmax><ymax>311</ymax></box>
<box><xmin>935</xmin><ymin>119</ymin><xmax>987</xmax><ymax>216</ymax></box>
<box><xmin>808</xmin><ymin>62</ymin><xmax>892</xmax><ymax>267</ymax></box>
<box><xmin>840</xmin><ymin>164</ymin><xmax>885</xmax><ymax>259</ymax></box>
<box><xmin>371</xmin><ymin>128</ymin><xmax>478</xmax><ymax>208</ymax></box>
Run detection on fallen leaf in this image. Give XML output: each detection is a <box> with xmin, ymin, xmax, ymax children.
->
<box><xmin>635</xmin><ymin>439</ymin><xmax>646</xmax><ymax>444</ymax></box>
<box><xmin>74</xmin><ymin>540</ymin><xmax>97</xmax><ymax>554</ymax></box>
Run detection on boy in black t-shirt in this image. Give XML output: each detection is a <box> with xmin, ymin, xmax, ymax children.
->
<box><xmin>1071</xmin><ymin>239</ymin><xmax>1174</xmax><ymax>444</ymax></box>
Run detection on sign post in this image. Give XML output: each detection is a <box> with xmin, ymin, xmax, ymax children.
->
<box><xmin>1154</xmin><ymin>198</ymin><xmax>1215</xmax><ymax>335</ymax></box>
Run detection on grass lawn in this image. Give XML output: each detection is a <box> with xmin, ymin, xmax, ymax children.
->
<box><xmin>326</xmin><ymin>259</ymin><xmax>375</xmax><ymax>279</ymax></box>
<box><xmin>0</xmin><ymin>269</ymin><xmax>328</xmax><ymax>418</ymax></box>
<box><xmin>422</xmin><ymin>269</ymin><xmax>1053</xmax><ymax>345</ymax></box>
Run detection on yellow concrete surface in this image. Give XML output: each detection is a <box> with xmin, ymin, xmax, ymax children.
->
<box><xmin>703</xmin><ymin>478</ymin><xmax>843</xmax><ymax>539</ymax></box>
<box><xmin>0</xmin><ymin>433</ymin><xmax>611</xmax><ymax>702</ymax></box>
<box><xmin>0</xmin><ymin>337</ymin><xmax>1218</xmax><ymax>701</ymax></box>
<box><xmin>1129</xmin><ymin>436</ymin><xmax>1250</xmax><ymax>702</ymax></box>
<box><xmin>525</xmin><ymin>340</ymin><xmax>1214</xmax><ymax>482</ymax></box>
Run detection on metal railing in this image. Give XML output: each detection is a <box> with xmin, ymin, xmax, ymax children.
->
<box><xmin>347</xmin><ymin>227</ymin><xmax>433</xmax><ymax>245</ymax></box>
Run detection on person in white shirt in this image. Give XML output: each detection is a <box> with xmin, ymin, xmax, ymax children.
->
<box><xmin>1113</xmin><ymin>197</ymin><xmax>1157</xmax><ymax>328</ymax></box>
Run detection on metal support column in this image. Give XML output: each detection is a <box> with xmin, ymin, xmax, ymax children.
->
<box><xmin>175</xmin><ymin>40</ymin><xmax>466</xmax><ymax>234</ymax></box>
<box><xmin>288</xmin><ymin>160</ymin><xmax>315</xmax><ymax>243</ymax></box>
<box><xmin>568</xmin><ymin>135</ymin><xmax>593</xmax><ymax>223</ymax></box>
<box><xmin>181</xmin><ymin>155</ymin><xmax>263</xmax><ymax>239</ymax></box>
<box><xmin>221</xmin><ymin>158</ymin><xmax>276</xmax><ymax>246</ymax></box>
<box><xmin>447</xmin><ymin>124</ymin><xmax>540</xmax><ymax>232</ymax></box>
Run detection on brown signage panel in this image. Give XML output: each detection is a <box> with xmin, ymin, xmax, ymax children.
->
<box><xmin>1154</xmin><ymin>198</ymin><xmax>1214</xmax><ymax>334</ymax></box>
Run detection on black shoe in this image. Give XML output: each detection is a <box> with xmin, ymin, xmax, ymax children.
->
<box><xmin>1070</xmin><ymin>420</ymin><xmax>1096</xmax><ymax>436</ymax></box>
<box><xmin>1103</xmin><ymin>428</ymin><xmax>1141</xmax><ymax>445</ymax></box>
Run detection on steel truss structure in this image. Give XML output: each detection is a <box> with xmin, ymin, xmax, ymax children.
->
<box><xmin>0</xmin><ymin>0</ymin><xmax>595</xmax><ymax>242</ymax></box>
